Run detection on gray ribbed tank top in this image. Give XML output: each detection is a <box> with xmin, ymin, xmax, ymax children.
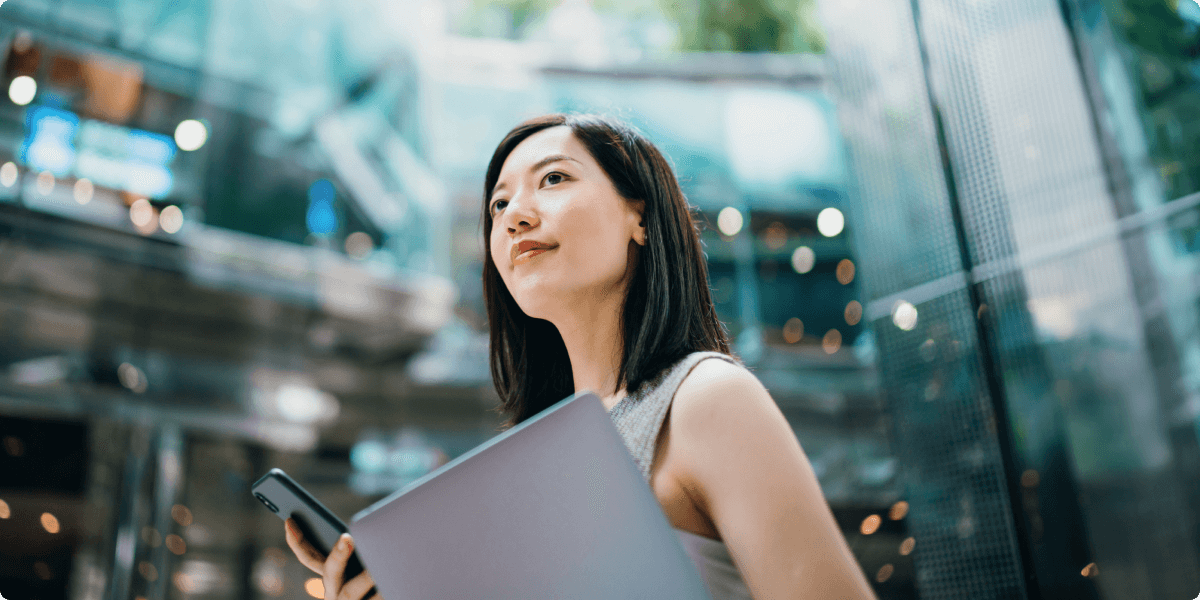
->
<box><xmin>607</xmin><ymin>351</ymin><xmax>753</xmax><ymax>600</ymax></box>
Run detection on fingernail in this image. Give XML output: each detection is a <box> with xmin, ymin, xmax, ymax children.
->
<box><xmin>341</xmin><ymin>535</ymin><xmax>352</xmax><ymax>550</ymax></box>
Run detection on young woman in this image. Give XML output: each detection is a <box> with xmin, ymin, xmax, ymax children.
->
<box><xmin>285</xmin><ymin>114</ymin><xmax>876</xmax><ymax>600</ymax></box>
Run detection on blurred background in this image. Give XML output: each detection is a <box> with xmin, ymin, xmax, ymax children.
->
<box><xmin>0</xmin><ymin>0</ymin><xmax>1198</xmax><ymax>598</ymax></box>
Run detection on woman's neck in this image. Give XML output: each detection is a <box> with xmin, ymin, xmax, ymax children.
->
<box><xmin>549</xmin><ymin>289</ymin><xmax>627</xmax><ymax>408</ymax></box>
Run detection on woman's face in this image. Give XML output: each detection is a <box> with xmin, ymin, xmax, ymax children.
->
<box><xmin>489</xmin><ymin>126</ymin><xmax>645</xmax><ymax>320</ymax></box>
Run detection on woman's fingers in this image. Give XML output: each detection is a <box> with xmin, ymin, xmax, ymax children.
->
<box><xmin>284</xmin><ymin>518</ymin><xmax>327</xmax><ymax>575</ymax></box>
<box><xmin>336</xmin><ymin>570</ymin><xmax>377</xmax><ymax>600</ymax></box>
<box><xmin>323</xmin><ymin>534</ymin><xmax>355</xmax><ymax>600</ymax></box>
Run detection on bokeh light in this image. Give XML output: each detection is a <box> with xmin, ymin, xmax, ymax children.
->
<box><xmin>36</xmin><ymin>171</ymin><xmax>54</xmax><ymax>196</ymax></box>
<box><xmin>791</xmin><ymin>246</ymin><xmax>815</xmax><ymax>274</ymax></box>
<box><xmin>762</xmin><ymin>221</ymin><xmax>788</xmax><ymax>249</ymax></box>
<box><xmin>73</xmin><ymin>178</ymin><xmax>94</xmax><ymax>205</ymax></box>
<box><xmin>345</xmin><ymin>231</ymin><xmax>374</xmax><ymax>259</ymax></box>
<box><xmin>860</xmin><ymin>513</ymin><xmax>881</xmax><ymax>535</ymax></box>
<box><xmin>0</xmin><ymin>162</ymin><xmax>17</xmax><ymax>187</ymax></box>
<box><xmin>307</xmin><ymin>179</ymin><xmax>338</xmax><ymax>236</ymax></box>
<box><xmin>175</xmin><ymin>119</ymin><xmax>208</xmax><ymax>151</ymax></box>
<box><xmin>892</xmin><ymin>301</ymin><xmax>918</xmax><ymax>331</ymax></box>
<box><xmin>844</xmin><ymin>300</ymin><xmax>863</xmax><ymax>326</ymax></box>
<box><xmin>822</xmin><ymin>329</ymin><xmax>842</xmax><ymax>354</ymax></box>
<box><xmin>783</xmin><ymin>318</ymin><xmax>804</xmax><ymax>344</ymax></box>
<box><xmin>41</xmin><ymin>512</ymin><xmax>60</xmax><ymax>534</ymax></box>
<box><xmin>876</xmin><ymin>563</ymin><xmax>894</xmax><ymax>583</ymax></box>
<box><xmin>129</xmin><ymin>199</ymin><xmax>155</xmax><ymax>227</ymax></box>
<box><xmin>172</xmin><ymin>504</ymin><xmax>193</xmax><ymax>526</ymax></box>
<box><xmin>34</xmin><ymin>561</ymin><xmax>52</xmax><ymax>581</ymax></box>
<box><xmin>1081</xmin><ymin>563</ymin><xmax>1098</xmax><ymax>578</ymax></box>
<box><xmin>304</xmin><ymin>577</ymin><xmax>324</xmax><ymax>599</ymax></box>
<box><xmin>139</xmin><ymin>561</ymin><xmax>159</xmax><ymax>581</ymax></box>
<box><xmin>1021</xmin><ymin>470</ymin><xmax>1040</xmax><ymax>487</ymax></box>
<box><xmin>160</xmin><ymin>205</ymin><xmax>184</xmax><ymax>234</ymax></box>
<box><xmin>166</xmin><ymin>533</ymin><xmax>187</xmax><ymax>555</ymax></box>
<box><xmin>0</xmin><ymin>498</ymin><xmax>9</xmax><ymax>518</ymax></box>
<box><xmin>900</xmin><ymin>537</ymin><xmax>916</xmax><ymax>556</ymax></box>
<box><xmin>9</xmin><ymin>76</ymin><xmax>37</xmax><ymax>106</ymax></box>
<box><xmin>717</xmin><ymin>206</ymin><xmax>743</xmax><ymax>236</ymax></box>
<box><xmin>836</xmin><ymin>259</ymin><xmax>855</xmax><ymax>285</ymax></box>
<box><xmin>889</xmin><ymin>500</ymin><xmax>909</xmax><ymax>520</ymax></box>
<box><xmin>816</xmin><ymin>207</ymin><xmax>844</xmax><ymax>237</ymax></box>
<box><xmin>118</xmin><ymin>363</ymin><xmax>148</xmax><ymax>393</ymax></box>
<box><xmin>174</xmin><ymin>572</ymin><xmax>195</xmax><ymax>593</ymax></box>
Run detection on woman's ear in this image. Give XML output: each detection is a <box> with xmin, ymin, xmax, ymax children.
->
<box><xmin>632</xmin><ymin>201</ymin><xmax>647</xmax><ymax>246</ymax></box>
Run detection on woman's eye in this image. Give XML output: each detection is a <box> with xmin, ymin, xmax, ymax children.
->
<box><xmin>491</xmin><ymin>199</ymin><xmax>508</xmax><ymax>214</ymax></box>
<box><xmin>543</xmin><ymin>172</ymin><xmax>564</xmax><ymax>186</ymax></box>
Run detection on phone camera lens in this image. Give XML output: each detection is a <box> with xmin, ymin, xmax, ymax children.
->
<box><xmin>255</xmin><ymin>493</ymin><xmax>279</xmax><ymax>513</ymax></box>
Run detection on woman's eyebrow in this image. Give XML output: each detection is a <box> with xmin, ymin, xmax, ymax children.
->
<box><xmin>492</xmin><ymin>154</ymin><xmax>581</xmax><ymax>195</ymax></box>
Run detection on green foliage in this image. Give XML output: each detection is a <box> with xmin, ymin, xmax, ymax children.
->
<box><xmin>453</xmin><ymin>0</ymin><xmax>825</xmax><ymax>53</ymax></box>
<box><xmin>661</xmin><ymin>0</ymin><xmax>825</xmax><ymax>53</ymax></box>
<box><xmin>1105</xmin><ymin>0</ymin><xmax>1200</xmax><ymax>198</ymax></box>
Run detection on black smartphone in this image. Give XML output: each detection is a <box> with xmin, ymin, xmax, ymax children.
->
<box><xmin>251</xmin><ymin>468</ymin><xmax>367</xmax><ymax>583</ymax></box>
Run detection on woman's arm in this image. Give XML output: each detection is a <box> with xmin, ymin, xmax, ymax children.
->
<box><xmin>670</xmin><ymin>360</ymin><xmax>877</xmax><ymax>600</ymax></box>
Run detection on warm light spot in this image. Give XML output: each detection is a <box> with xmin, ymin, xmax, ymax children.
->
<box><xmin>172</xmin><ymin>504</ymin><xmax>193</xmax><ymax>527</ymax></box>
<box><xmin>1081</xmin><ymin>563</ymin><xmax>1098</xmax><ymax>578</ymax></box>
<box><xmin>876</xmin><ymin>563</ymin><xmax>894</xmax><ymax>583</ymax></box>
<box><xmin>844</xmin><ymin>301</ymin><xmax>863</xmax><ymax>326</ymax></box>
<box><xmin>5</xmin><ymin>436</ymin><xmax>24</xmax><ymax>456</ymax></box>
<box><xmin>9</xmin><ymin>75</ymin><xmax>37</xmax><ymax>106</ymax></box>
<box><xmin>900</xmin><ymin>537</ymin><xmax>916</xmax><ymax>556</ymax></box>
<box><xmin>34</xmin><ymin>561</ymin><xmax>53</xmax><ymax>580</ymax></box>
<box><xmin>36</xmin><ymin>171</ymin><xmax>54</xmax><ymax>196</ymax></box>
<box><xmin>73</xmin><ymin>178</ymin><xmax>94</xmax><ymax>205</ymax></box>
<box><xmin>1021</xmin><ymin>469</ymin><xmax>1039</xmax><ymax>488</ymax></box>
<box><xmin>138</xmin><ymin>561</ymin><xmax>158</xmax><ymax>581</ymax></box>
<box><xmin>142</xmin><ymin>526</ymin><xmax>161</xmax><ymax>547</ymax></box>
<box><xmin>791</xmin><ymin>246</ymin><xmax>815</xmax><ymax>274</ymax></box>
<box><xmin>0</xmin><ymin>162</ymin><xmax>17</xmax><ymax>187</ymax></box>
<box><xmin>783</xmin><ymin>318</ymin><xmax>804</xmax><ymax>344</ymax></box>
<box><xmin>836</xmin><ymin>259</ymin><xmax>855</xmax><ymax>285</ymax></box>
<box><xmin>860</xmin><ymin>514</ymin><xmax>881</xmax><ymax>535</ymax></box>
<box><xmin>763</xmin><ymin>222</ymin><xmax>788</xmax><ymax>250</ymax></box>
<box><xmin>344</xmin><ymin>231</ymin><xmax>373</xmax><ymax>259</ymax></box>
<box><xmin>892</xmin><ymin>301</ymin><xmax>918</xmax><ymax>331</ymax></box>
<box><xmin>129</xmin><ymin>198</ymin><xmax>155</xmax><ymax>227</ymax></box>
<box><xmin>717</xmin><ymin>207</ymin><xmax>744</xmax><ymax>236</ymax></box>
<box><xmin>258</xmin><ymin>574</ymin><xmax>284</xmax><ymax>596</ymax></box>
<box><xmin>304</xmin><ymin>577</ymin><xmax>325</xmax><ymax>599</ymax></box>
<box><xmin>175</xmin><ymin>119</ymin><xmax>208</xmax><ymax>152</ymax></box>
<box><xmin>41</xmin><ymin>512</ymin><xmax>60</xmax><ymax>534</ymax></box>
<box><xmin>159</xmin><ymin>205</ymin><xmax>184</xmax><ymax>234</ymax></box>
<box><xmin>822</xmin><ymin>329</ymin><xmax>842</xmax><ymax>354</ymax></box>
<box><xmin>174</xmin><ymin>572</ymin><xmax>195</xmax><ymax>593</ymax></box>
<box><xmin>166</xmin><ymin>534</ymin><xmax>187</xmax><ymax>555</ymax></box>
<box><xmin>889</xmin><ymin>501</ymin><xmax>909</xmax><ymax>520</ymax></box>
<box><xmin>0</xmin><ymin>498</ymin><xmax>9</xmax><ymax>518</ymax></box>
<box><xmin>817</xmin><ymin>207</ymin><xmax>844</xmax><ymax>237</ymax></box>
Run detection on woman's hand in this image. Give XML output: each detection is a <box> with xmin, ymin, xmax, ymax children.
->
<box><xmin>284</xmin><ymin>518</ymin><xmax>381</xmax><ymax>600</ymax></box>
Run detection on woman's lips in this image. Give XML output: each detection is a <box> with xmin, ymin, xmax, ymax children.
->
<box><xmin>514</xmin><ymin>246</ymin><xmax>555</xmax><ymax>265</ymax></box>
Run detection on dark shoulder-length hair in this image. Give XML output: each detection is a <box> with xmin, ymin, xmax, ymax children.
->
<box><xmin>482</xmin><ymin>113</ymin><xmax>731</xmax><ymax>427</ymax></box>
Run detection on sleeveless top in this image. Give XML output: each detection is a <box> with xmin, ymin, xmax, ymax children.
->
<box><xmin>607</xmin><ymin>351</ymin><xmax>753</xmax><ymax>600</ymax></box>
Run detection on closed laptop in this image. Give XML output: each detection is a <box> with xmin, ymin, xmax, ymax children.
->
<box><xmin>349</xmin><ymin>391</ymin><xmax>712</xmax><ymax>600</ymax></box>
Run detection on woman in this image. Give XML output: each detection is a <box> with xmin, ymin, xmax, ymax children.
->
<box><xmin>285</xmin><ymin>114</ymin><xmax>877</xmax><ymax>600</ymax></box>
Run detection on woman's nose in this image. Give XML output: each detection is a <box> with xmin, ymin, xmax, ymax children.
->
<box><xmin>503</xmin><ymin>196</ymin><xmax>539</xmax><ymax>233</ymax></box>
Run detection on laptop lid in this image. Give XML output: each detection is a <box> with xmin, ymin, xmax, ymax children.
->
<box><xmin>348</xmin><ymin>392</ymin><xmax>712</xmax><ymax>600</ymax></box>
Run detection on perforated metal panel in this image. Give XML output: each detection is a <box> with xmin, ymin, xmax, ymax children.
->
<box><xmin>815</xmin><ymin>0</ymin><xmax>1031</xmax><ymax>596</ymax></box>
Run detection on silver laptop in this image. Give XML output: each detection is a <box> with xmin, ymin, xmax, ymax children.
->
<box><xmin>349</xmin><ymin>391</ymin><xmax>713</xmax><ymax>600</ymax></box>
